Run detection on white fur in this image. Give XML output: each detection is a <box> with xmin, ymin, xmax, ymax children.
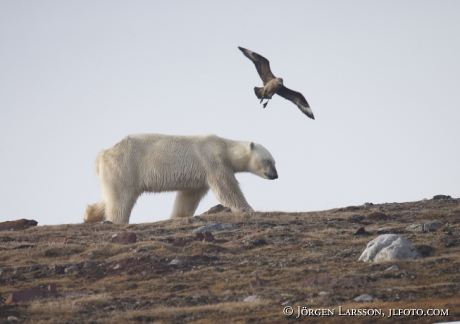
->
<box><xmin>85</xmin><ymin>133</ymin><xmax>277</xmax><ymax>224</ymax></box>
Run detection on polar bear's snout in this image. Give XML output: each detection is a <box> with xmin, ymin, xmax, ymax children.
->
<box><xmin>265</xmin><ymin>167</ymin><xmax>278</xmax><ymax>180</ymax></box>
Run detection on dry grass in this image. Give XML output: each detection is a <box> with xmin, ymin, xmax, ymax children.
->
<box><xmin>1</xmin><ymin>198</ymin><xmax>460</xmax><ymax>323</ymax></box>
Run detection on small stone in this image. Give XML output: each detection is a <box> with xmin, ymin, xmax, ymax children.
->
<box><xmin>353</xmin><ymin>227</ymin><xmax>368</xmax><ymax>235</ymax></box>
<box><xmin>354</xmin><ymin>294</ymin><xmax>373</xmax><ymax>302</ymax></box>
<box><xmin>367</xmin><ymin>212</ymin><xmax>390</xmax><ymax>221</ymax></box>
<box><xmin>405</xmin><ymin>220</ymin><xmax>444</xmax><ymax>233</ymax></box>
<box><xmin>201</xmin><ymin>204</ymin><xmax>232</xmax><ymax>215</ymax></box>
<box><xmin>49</xmin><ymin>264</ymin><xmax>65</xmax><ymax>274</ymax></box>
<box><xmin>7</xmin><ymin>316</ymin><xmax>18</xmax><ymax>321</ymax></box>
<box><xmin>243</xmin><ymin>295</ymin><xmax>261</xmax><ymax>302</ymax></box>
<box><xmin>108</xmin><ymin>232</ymin><xmax>137</xmax><ymax>244</ymax></box>
<box><xmin>319</xmin><ymin>291</ymin><xmax>330</xmax><ymax>296</ymax></box>
<box><xmin>249</xmin><ymin>275</ymin><xmax>265</xmax><ymax>290</ymax></box>
<box><xmin>6</xmin><ymin>285</ymin><xmax>57</xmax><ymax>304</ymax></box>
<box><xmin>0</xmin><ymin>219</ymin><xmax>38</xmax><ymax>231</ymax></box>
<box><xmin>192</xmin><ymin>223</ymin><xmax>235</xmax><ymax>234</ymax></box>
<box><xmin>343</xmin><ymin>206</ymin><xmax>360</xmax><ymax>212</ymax></box>
<box><xmin>203</xmin><ymin>232</ymin><xmax>215</xmax><ymax>241</ymax></box>
<box><xmin>169</xmin><ymin>259</ymin><xmax>184</xmax><ymax>266</ymax></box>
<box><xmin>64</xmin><ymin>265</ymin><xmax>78</xmax><ymax>274</ymax></box>
<box><xmin>415</xmin><ymin>245</ymin><xmax>436</xmax><ymax>257</ymax></box>
<box><xmin>48</xmin><ymin>283</ymin><xmax>57</xmax><ymax>293</ymax></box>
<box><xmin>172</xmin><ymin>237</ymin><xmax>192</xmax><ymax>247</ymax></box>
<box><xmin>386</xmin><ymin>265</ymin><xmax>399</xmax><ymax>271</ymax></box>
<box><xmin>83</xmin><ymin>262</ymin><xmax>96</xmax><ymax>269</ymax></box>
<box><xmin>433</xmin><ymin>195</ymin><xmax>452</xmax><ymax>200</ymax></box>
<box><xmin>103</xmin><ymin>305</ymin><xmax>116</xmax><ymax>311</ymax></box>
<box><xmin>195</xmin><ymin>232</ymin><xmax>216</xmax><ymax>242</ymax></box>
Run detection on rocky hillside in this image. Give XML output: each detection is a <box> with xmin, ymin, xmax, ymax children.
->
<box><xmin>1</xmin><ymin>196</ymin><xmax>459</xmax><ymax>323</ymax></box>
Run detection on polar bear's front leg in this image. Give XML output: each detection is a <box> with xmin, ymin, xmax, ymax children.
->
<box><xmin>171</xmin><ymin>187</ymin><xmax>209</xmax><ymax>218</ymax></box>
<box><xmin>208</xmin><ymin>173</ymin><xmax>253</xmax><ymax>213</ymax></box>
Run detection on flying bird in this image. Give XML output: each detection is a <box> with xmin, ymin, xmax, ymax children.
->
<box><xmin>238</xmin><ymin>46</ymin><xmax>314</xmax><ymax>119</ymax></box>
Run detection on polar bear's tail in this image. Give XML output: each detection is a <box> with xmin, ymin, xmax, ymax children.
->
<box><xmin>254</xmin><ymin>87</ymin><xmax>264</xmax><ymax>99</ymax></box>
<box><xmin>84</xmin><ymin>202</ymin><xmax>106</xmax><ymax>223</ymax></box>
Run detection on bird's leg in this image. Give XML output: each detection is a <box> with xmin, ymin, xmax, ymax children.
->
<box><xmin>262</xmin><ymin>99</ymin><xmax>270</xmax><ymax>108</ymax></box>
<box><xmin>259</xmin><ymin>89</ymin><xmax>266</xmax><ymax>103</ymax></box>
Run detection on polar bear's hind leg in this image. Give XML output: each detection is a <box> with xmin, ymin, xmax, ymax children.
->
<box><xmin>105</xmin><ymin>191</ymin><xmax>139</xmax><ymax>224</ymax></box>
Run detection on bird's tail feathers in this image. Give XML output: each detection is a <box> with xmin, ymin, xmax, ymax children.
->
<box><xmin>254</xmin><ymin>87</ymin><xmax>264</xmax><ymax>99</ymax></box>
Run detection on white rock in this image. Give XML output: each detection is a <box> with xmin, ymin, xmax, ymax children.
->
<box><xmin>7</xmin><ymin>316</ymin><xmax>19</xmax><ymax>321</ymax></box>
<box><xmin>169</xmin><ymin>259</ymin><xmax>184</xmax><ymax>266</ymax></box>
<box><xmin>386</xmin><ymin>265</ymin><xmax>399</xmax><ymax>271</ymax></box>
<box><xmin>319</xmin><ymin>291</ymin><xmax>331</xmax><ymax>296</ymax></box>
<box><xmin>358</xmin><ymin>234</ymin><xmax>421</xmax><ymax>262</ymax></box>
<box><xmin>354</xmin><ymin>294</ymin><xmax>373</xmax><ymax>302</ymax></box>
<box><xmin>244</xmin><ymin>295</ymin><xmax>261</xmax><ymax>302</ymax></box>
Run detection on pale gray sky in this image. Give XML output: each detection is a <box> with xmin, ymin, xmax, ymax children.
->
<box><xmin>1</xmin><ymin>1</ymin><xmax>459</xmax><ymax>225</ymax></box>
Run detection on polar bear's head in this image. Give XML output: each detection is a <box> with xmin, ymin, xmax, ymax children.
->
<box><xmin>248</xmin><ymin>142</ymin><xmax>278</xmax><ymax>180</ymax></box>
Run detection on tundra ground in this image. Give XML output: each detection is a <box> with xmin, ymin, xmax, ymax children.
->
<box><xmin>1</xmin><ymin>198</ymin><xmax>459</xmax><ymax>323</ymax></box>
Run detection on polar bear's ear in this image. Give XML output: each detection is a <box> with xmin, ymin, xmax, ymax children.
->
<box><xmin>250</xmin><ymin>142</ymin><xmax>255</xmax><ymax>150</ymax></box>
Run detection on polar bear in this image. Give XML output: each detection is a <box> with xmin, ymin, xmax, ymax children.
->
<box><xmin>85</xmin><ymin>133</ymin><xmax>278</xmax><ymax>224</ymax></box>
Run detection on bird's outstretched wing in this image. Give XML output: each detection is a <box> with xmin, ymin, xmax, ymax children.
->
<box><xmin>277</xmin><ymin>86</ymin><xmax>314</xmax><ymax>119</ymax></box>
<box><xmin>238</xmin><ymin>47</ymin><xmax>276</xmax><ymax>85</ymax></box>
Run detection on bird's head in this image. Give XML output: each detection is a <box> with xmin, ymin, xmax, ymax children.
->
<box><xmin>277</xmin><ymin>78</ymin><xmax>284</xmax><ymax>85</ymax></box>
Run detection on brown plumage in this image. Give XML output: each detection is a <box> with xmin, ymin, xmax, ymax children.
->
<box><xmin>238</xmin><ymin>46</ymin><xmax>314</xmax><ymax>120</ymax></box>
